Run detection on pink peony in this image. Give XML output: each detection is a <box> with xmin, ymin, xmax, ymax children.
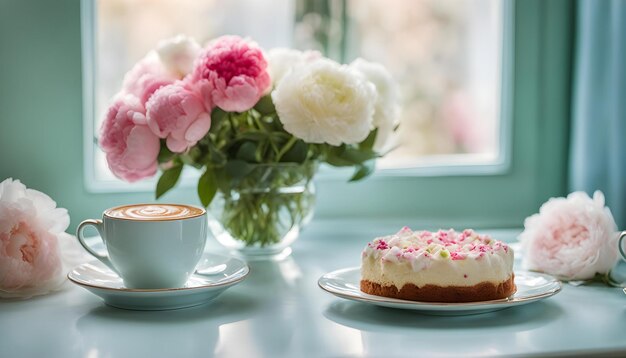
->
<box><xmin>100</xmin><ymin>94</ymin><xmax>160</xmax><ymax>182</ymax></box>
<box><xmin>0</xmin><ymin>179</ymin><xmax>73</xmax><ymax>298</ymax></box>
<box><xmin>146</xmin><ymin>82</ymin><xmax>212</xmax><ymax>153</ymax></box>
<box><xmin>520</xmin><ymin>191</ymin><xmax>619</xmax><ymax>280</ymax></box>
<box><xmin>122</xmin><ymin>52</ymin><xmax>178</xmax><ymax>105</ymax></box>
<box><xmin>191</xmin><ymin>35</ymin><xmax>271</xmax><ymax>112</ymax></box>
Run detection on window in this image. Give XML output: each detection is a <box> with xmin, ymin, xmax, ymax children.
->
<box><xmin>82</xmin><ymin>0</ymin><xmax>573</xmax><ymax>227</ymax></box>
<box><xmin>83</xmin><ymin>0</ymin><xmax>508</xmax><ymax>190</ymax></box>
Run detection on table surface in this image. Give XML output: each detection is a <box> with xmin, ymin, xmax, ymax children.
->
<box><xmin>1</xmin><ymin>220</ymin><xmax>625</xmax><ymax>358</ymax></box>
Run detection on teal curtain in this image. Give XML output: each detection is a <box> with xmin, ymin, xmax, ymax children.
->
<box><xmin>570</xmin><ymin>0</ymin><xmax>626</xmax><ymax>228</ymax></box>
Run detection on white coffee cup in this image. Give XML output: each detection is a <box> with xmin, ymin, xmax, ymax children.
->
<box><xmin>76</xmin><ymin>203</ymin><xmax>207</xmax><ymax>289</ymax></box>
<box><xmin>619</xmin><ymin>231</ymin><xmax>626</xmax><ymax>262</ymax></box>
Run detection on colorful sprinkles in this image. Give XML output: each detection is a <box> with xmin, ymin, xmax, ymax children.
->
<box><xmin>363</xmin><ymin>228</ymin><xmax>510</xmax><ymax>263</ymax></box>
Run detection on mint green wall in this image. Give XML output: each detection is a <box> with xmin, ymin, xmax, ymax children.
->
<box><xmin>0</xmin><ymin>0</ymin><xmax>573</xmax><ymax>233</ymax></box>
<box><xmin>0</xmin><ymin>0</ymin><xmax>165</xmax><ymax>232</ymax></box>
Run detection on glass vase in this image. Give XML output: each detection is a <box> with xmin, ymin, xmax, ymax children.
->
<box><xmin>208</xmin><ymin>162</ymin><xmax>316</xmax><ymax>258</ymax></box>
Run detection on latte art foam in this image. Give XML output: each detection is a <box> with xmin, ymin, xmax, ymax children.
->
<box><xmin>105</xmin><ymin>204</ymin><xmax>205</xmax><ymax>221</ymax></box>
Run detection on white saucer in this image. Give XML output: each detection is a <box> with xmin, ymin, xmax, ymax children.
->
<box><xmin>318</xmin><ymin>268</ymin><xmax>561</xmax><ymax>316</ymax></box>
<box><xmin>68</xmin><ymin>253</ymin><xmax>249</xmax><ymax>311</ymax></box>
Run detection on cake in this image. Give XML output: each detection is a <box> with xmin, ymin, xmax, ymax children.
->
<box><xmin>360</xmin><ymin>227</ymin><xmax>515</xmax><ymax>302</ymax></box>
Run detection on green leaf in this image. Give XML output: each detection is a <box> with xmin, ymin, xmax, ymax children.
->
<box><xmin>157</xmin><ymin>141</ymin><xmax>175</xmax><ymax>164</ymax></box>
<box><xmin>198</xmin><ymin>169</ymin><xmax>218</xmax><ymax>207</ymax></box>
<box><xmin>211</xmin><ymin>107</ymin><xmax>228</xmax><ymax>125</ymax></box>
<box><xmin>254</xmin><ymin>94</ymin><xmax>276</xmax><ymax>115</ymax></box>
<box><xmin>280</xmin><ymin>140</ymin><xmax>308</xmax><ymax>163</ymax></box>
<box><xmin>236</xmin><ymin>141</ymin><xmax>258</xmax><ymax>162</ymax></box>
<box><xmin>214</xmin><ymin>168</ymin><xmax>231</xmax><ymax>194</ymax></box>
<box><xmin>255</xmin><ymin>140</ymin><xmax>269</xmax><ymax>162</ymax></box>
<box><xmin>342</xmin><ymin>146</ymin><xmax>378</xmax><ymax>164</ymax></box>
<box><xmin>359</xmin><ymin>128</ymin><xmax>378</xmax><ymax>151</ymax></box>
<box><xmin>269</xmin><ymin>131</ymin><xmax>291</xmax><ymax>141</ymax></box>
<box><xmin>180</xmin><ymin>147</ymin><xmax>203</xmax><ymax>168</ymax></box>
<box><xmin>238</xmin><ymin>131</ymin><xmax>268</xmax><ymax>141</ymax></box>
<box><xmin>349</xmin><ymin>160</ymin><xmax>376</xmax><ymax>182</ymax></box>
<box><xmin>324</xmin><ymin>145</ymin><xmax>377</xmax><ymax>167</ymax></box>
<box><xmin>225</xmin><ymin>160</ymin><xmax>254</xmax><ymax>179</ymax></box>
<box><xmin>156</xmin><ymin>165</ymin><xmax>183</xmax><ymax>199</ymax></box>
<box><xmin>325</xmin><ymin>147</ymin><xmax>354</xmax><ymax>167</ymax></box>
<box><xmin>206</xmin><ymin>145</ymin><xmax>227</xmax><ymax>166</ymax></box>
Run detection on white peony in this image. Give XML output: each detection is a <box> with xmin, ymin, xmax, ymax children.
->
<box><xmin>520</xmin><ymin>191</ymin><xmax>619</xmax><ymax>280</ymax></box>
<box><xmin>272</xmin><ymin>58</ymin><xmax>376</xmax><ymax>146</ymax></box>
<box><xmin>156</xmin><ymin>35</ymin><xmax>202</xmax><ymax>78</ymax></box>
<box><xmin>267</xmin><ymin>48</ymin><xmax>321</xmax><ymax>86</ymax></box>
<box><xmin>0</xmin><ymin>179</ymin><xmax>85</xmax><ymax>299</ymax></box>
<box><xmin>350</xmin><ymin>58</ymin><xmax>400</xmax><ymax>152</ymax></box>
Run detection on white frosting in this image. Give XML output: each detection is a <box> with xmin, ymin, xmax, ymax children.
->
<box><xmin>361</xmin><ymin>228</ymin><xmax>514</xmax><ymax>287</ymax></box>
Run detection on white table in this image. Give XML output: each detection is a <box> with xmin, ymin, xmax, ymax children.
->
<box><xmin>1</xmin><ymin>220</ymin><xmax>625</xmax><ymax>358</ymax></box>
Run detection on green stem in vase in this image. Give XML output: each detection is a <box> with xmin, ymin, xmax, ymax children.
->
<box><xmin>215</xmin><ymin>163</ymin><xmax>315</xmax><ymax>247</ymax></box>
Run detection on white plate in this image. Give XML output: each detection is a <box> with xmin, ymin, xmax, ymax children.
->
<box><xmin>68</xmin><ymin>253</ymin><xmax>249</xmax><ymax>311</ymax></box>
<box><xmin>318</xmin><ymin>268</ymin><xmax>561</xmax><ymax>316</ymax></box>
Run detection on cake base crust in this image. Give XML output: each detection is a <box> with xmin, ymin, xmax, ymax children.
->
<box><xmin>360</xmin><ymin>274</ymin><xmax>516</xmax><ymax>303</ymax></box>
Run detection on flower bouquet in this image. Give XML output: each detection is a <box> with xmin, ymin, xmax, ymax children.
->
<box><xmin>100</xmin><ymin>35</ymin><xmax>399</xmax><ymax>255</ymax></box>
